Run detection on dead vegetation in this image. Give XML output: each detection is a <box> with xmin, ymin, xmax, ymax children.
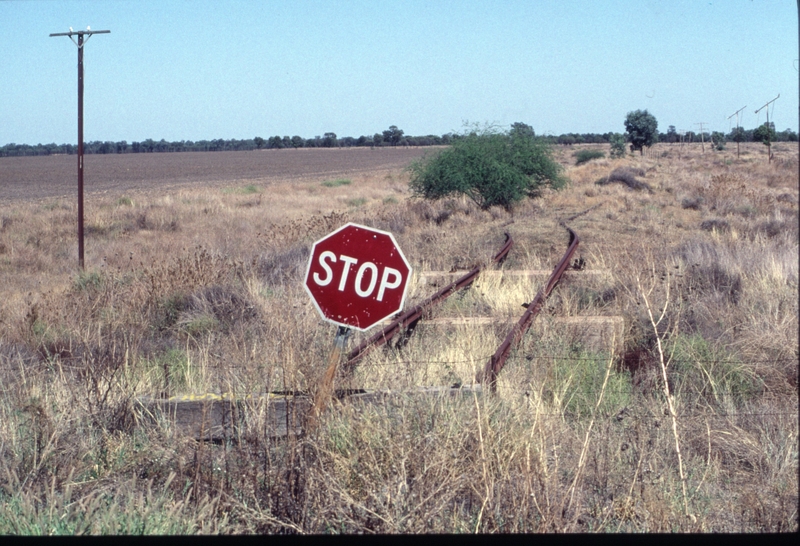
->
<box><xmin>0</xmin><ymin>142</ymin><xmax>797</xmax><ymax>533</ymax></box>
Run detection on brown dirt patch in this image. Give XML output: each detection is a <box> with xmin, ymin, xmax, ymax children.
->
<box><xmin>0</xmin><ymin>147</ymin><xmax>439</xmax><ymax>202</ymax></box>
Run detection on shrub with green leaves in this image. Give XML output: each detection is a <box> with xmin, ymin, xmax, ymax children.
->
<box><xmin>408</xmin><ymin>128</ymin><xmax>564</xmax><ymax>210</ymax></box>
<box><xmin>609</xmin><ymin>133</ymin><xmax>627</xmax><ymax>158</ymax></box>
<box><xmin>573</xmin><ymin>149</ymin><xmax>605</xmax><ymax>165</ymax></box>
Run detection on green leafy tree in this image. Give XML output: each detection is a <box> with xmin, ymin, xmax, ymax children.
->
<box><xmin>711</xmin><ymin>131</ymin><xmax>726</xmax><ymax>151</ymax></box>
<box><xmin>728</xmin><ymin>126</ymin><xmax>746</xmax><ymax>143</ymax></box>
<box><xmin>609</xmin><ymin>133</ymin><xmax>627</xmax><ymax>158</ymax></box>
<box><xmin>322</xmin><ymin>132</ymin><xmax>338</xmax><ymax>147</ymax></box>
<box><xmin>624</xmin><ymin>109</ymin><xmax>658</xmax><ymax>155</ymax></box>
<box><xmin>254</xmin><ymin>136</ymin><xmax>265</xmax><ymax>149</ymax></box>
<box><xmin>753</xmin><ymin>122</ymin><xmax>776</xmax><ymax>146</ymax></box>
<box><xmin>382</xmin><ymin>125</ymin><xmax>404</xmax><ymax>146</ymax></box>
<box><xmin>666</xmin><ymin>125</ymin><xmax>678</xmax><ymax>144</ymax></box>
<box><xmin>408</xmin><ymin>127</ymin><xmax>564</xmax><ymax>210</ymax></box>
<box><xmin>509</xmin><ymin>122</ymin><xmax>535</xmax><ymax>138</ymax></box>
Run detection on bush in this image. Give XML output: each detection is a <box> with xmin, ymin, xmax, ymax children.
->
<box><xmin>408</xmin><ymin>129</ymin><xmax>564</xmax><ymax>210</ymax></box>
<box><xmin>609</xmin><ymin>134</ymin><xmax>627</xmax><ymax>158</ymax></box>
<box><xmin>595</xmin><ymin>167</ymin><xmax>652</xmax><ymax>192</ymax></box>
<box><xmin>573</xmin><ymin>149</ymin><xmax>605</xmax><ymax>165</ymax></box>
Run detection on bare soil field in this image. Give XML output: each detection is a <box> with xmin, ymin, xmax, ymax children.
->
<box><xmin>0</xmin><ymin>147</ymin><xmax>437</xmax><ymax>202</ymax></box>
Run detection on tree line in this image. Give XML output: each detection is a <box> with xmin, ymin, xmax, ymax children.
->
<box><xmin>1</xmin><ymin>122</ymin><xmax>796</xmax><ymax>158</ymax></box>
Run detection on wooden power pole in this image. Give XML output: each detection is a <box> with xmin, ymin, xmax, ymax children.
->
<box><xmin>694</xmin><ymin>122</ymin><xmax>708</xmax><ymax>153</ymax></box>
<box><xmin>755</xmin><ymin>94</ymin><xmax>780</xmax><ymax>163</ymax></box>
<box><xmin>727</xmin><ymin>106</ymin><xmax>747</xmax><ymax>159</ymax></box>
<box><xmin>49</xmin><ymin>27</ymin><xmax>110</xmax><ymax>270</ymax></box>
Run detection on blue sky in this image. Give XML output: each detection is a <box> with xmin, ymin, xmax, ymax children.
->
<box><xmin>1</xmin><ymin>0</ymin><xmax>797</xmax><ymax>146</ymax></box>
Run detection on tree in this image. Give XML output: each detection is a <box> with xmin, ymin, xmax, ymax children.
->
<box><xmin>509</xmin><ymin>122</ymin><xmax>535</xmax><ymax>138</ymax></box>
<box><xmin>728</xmin><ymin>126</ymin><xmax>746</xmax><ymax>143</ymax></box>
<box><xmin>322</xmin><ymin>132</ymin><xmax>337</xmax><ymax>147</ymax></box>
<box><xmin>666</xmin><ymin>125</ymin><xmax>678</xmax><ymax>144</ymax></box>
<box><xmin>609</xmin><ymin>133</ymin><xmax>627</xmax><ymax>158</ymax></box>
<box><xmin>254</xmin><ymin>136</ymin><xmax>265</xmax><ymax>149</ymax></box>
<box><xmin>291</xmin><ymin>135</ymin><xmax>304</xmax><ymax>148</ymax></box>
<box><xmin>408</xmin><ymin>127</ymin><xmax>564</xmax><ymax>210</ymax></box>
<box><xmin>382</xmin><ymin>125</ymin><xmax>404</xmax><ymax>146</ymax></box>
<box><xmin>624</xmin><ymin>109</ymin><xmax>658</xmax><ymax>155</ymax></box>
<box><xmin>753</xmin><ymin>122</ymin><xmax>776</xmax><ymax>146</ymax></box>
<box><xmin>710</xmin><ymin>131</ymin><xmax>725</xmax><ymax>151</ymax></box>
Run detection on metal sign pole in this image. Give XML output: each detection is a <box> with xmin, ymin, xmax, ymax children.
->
<box><xmin>49</xmin><ymin>28</ymin><xmax>110</xmax><ymax>269</ymax></box>
<box><xmin>308</xmin><ymin>326</ymin><xmax>351</xmax><ymax>430</ymax></box>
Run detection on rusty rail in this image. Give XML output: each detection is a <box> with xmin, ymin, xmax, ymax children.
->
<box><xmin>477</xmin><ymin>226</ymin><xmax>580</xmax><ymax>391</ymax></box>
<box><xmin>342</xmin><ymin>233</ymin><xmax>514</xmax><ymax>376</ymax></box>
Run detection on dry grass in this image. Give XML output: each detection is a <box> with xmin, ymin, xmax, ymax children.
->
<box><xmin>0</xmin><ymin>142</ymin><xmax>797</xmax><ymax>533</ymax></box>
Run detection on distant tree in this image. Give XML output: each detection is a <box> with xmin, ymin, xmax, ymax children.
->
<box><xmin>268</xmin><ymin>135</ymin><xmax>283</xmax><ymax>149</ymax></box>
<box><xmin>710</xmin><ymin>131</ymin><xmax>726</xmax><ymax>151</ymax></box>
<box><xmin>322</xmin><ymin>132</ymin><xmax>337</xmax><ymax>147</ymax></box>
<box><xmin>382</xmin><ymin>125</ymin><xmax>404</xmax><ymax>146</ymax></box>
<box><xmin>727</xmin><ymin>127</ymin><xmax>745</xmax><ymax>143</ymax></box>
<box><xmin>254</xmin><ymin>136</ymin><xmax>265</xmax><ymax>149</ymax></box>
<box><xmin>510</xmin><ymin>122</ymin><xmax>535</xmax><ymax>139</ymax></box>
<box><xmin>666</xmin><ymin>125</ymin><xmax>678</xmax><ymax>144</ymax></box>
<box><xmin>557</xmin><ymin>134</ymin><xmax>576</xmax><ymax>146</ymax></box>
<box><xmin>624</xmin><ymin>109</ymin><xmax>658</xmax><ymax>155</ymax></box>
<box><xmin>291</xmin><ymin>135</ymin><xmax>304</xmax><ymax>148</ymax></box>
<box><xmin>753</xmin><ymin>122</ymin><xmax>776</xmax><ymax>147</ymax></box>
<box><xmin>372</xmin><ymin>133</ymin><xmax>383</xmax><ymax>147</ymax></box>
<box><xmin>282</xmin><ymin>136</ymin><xmax>292</xmax><ymax>148</ymax></box>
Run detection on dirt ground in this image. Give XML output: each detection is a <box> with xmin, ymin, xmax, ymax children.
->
<box><xmin>0</xmin><ymin>147</ymin><xmax>438</xmax><ymax>203</ymax></box>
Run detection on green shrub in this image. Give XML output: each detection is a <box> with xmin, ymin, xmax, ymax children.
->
<box><xmin>609</xmin><ymin>134</ymin><xmax>627</xmax><ymax>158</ymax></box>
<box><xmin>550</xmin><ymin>346</ymin><xmax>631</xmax><ymax>418</ymax></box>
<box><xmin>573</xmin><ymin>149</ymin><xmax>605</xmax><ymax>165</ymax></box>
<box><xmin>666</xmin><ymin>333</ymin><xmax>761</xmax><ymax>406</ymax></box>
<box><xmin>408</xmin><ymin>129</ymin><xmax>564</xmax><ymax>210</ymax></box>
<box><xmin>347</xmin><ymin>197</ymin><xmax>367</xmax><ymax>207</ymax></box>
<box><xmin>321</xmin><ymin>178</ymin><xmax>351</xmax><ymax>188</ymax></box>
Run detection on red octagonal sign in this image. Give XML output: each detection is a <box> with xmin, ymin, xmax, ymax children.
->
<box><xmin>304</xmin><ymin>223</ymin><xmax>412</xmax><ymax>331</ymax></box>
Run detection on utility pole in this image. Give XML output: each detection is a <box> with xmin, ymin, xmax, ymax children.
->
<box><xmin>727</xmin><ymin>106</ymin><xmax>747</xmax><ymax>159</ymax></box>
<box><xmin>49</xmin><ymin>27</ymin><xmax>110</xmax><ymax>270</ymax></box>
<box><xmin>694</xmin><ymin>122</ymin><xmax>708</xmax><ymax>153</ymax></box>
<box><xmin>755</xmin><ymin>94</ymin><xmax>779</xmax><ymax>163</ymax></box>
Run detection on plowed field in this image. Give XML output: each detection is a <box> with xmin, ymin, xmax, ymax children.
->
<box><xmin>0</xmin><ymin>147</ymin><xmax>437</xmax><ymax>202</ymax></box>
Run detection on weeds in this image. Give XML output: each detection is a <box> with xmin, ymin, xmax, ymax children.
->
<box><xmin>321</xmin><ymin>179</ymin><xmax>352</xmax><ymax>188</ymax></box>
<box><xmin>0</xmin><ymin>142</ymin><xmax>796</xmax><ymax>533</ymax></box>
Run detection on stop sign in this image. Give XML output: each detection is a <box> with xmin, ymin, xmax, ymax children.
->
<box><xmin>304</xmin><ymin>223</ymin><xmax>412</xmax><ymax>331</ymax></box>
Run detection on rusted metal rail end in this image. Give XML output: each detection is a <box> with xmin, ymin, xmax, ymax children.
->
<box><xmin>477</xmin><ymin>227</ymin><xmax>580</xmax><ymax>391</ymax></box>
<box><xmin>342</xmin><ymin>233</ymin><xmax>514</xmax><ymax>376</ymax></box>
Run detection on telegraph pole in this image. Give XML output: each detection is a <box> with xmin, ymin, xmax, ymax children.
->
<box><xmin>694</xmin><ymin>122</ymin><xmax>708</xmax><ymax>153</ymax></box>
<box><xmin>727</xmin><ymin>106</ymin><xmax>747</xmax><ymax>159</ymax></box>
<box><xmin>49</xmin><ymin>27</ymin><xmax>110</xmax><ymax>270</ymax></box>
<box><xmin>755</xmin><ymin>94</ymin><xmax>779</xmax><ymax>163</ymax></box>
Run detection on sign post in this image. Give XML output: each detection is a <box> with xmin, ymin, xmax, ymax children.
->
<box><xmin>304</xmin><ymin>223</ymin><xmax>412</xmax><ymax>426</ymax></box>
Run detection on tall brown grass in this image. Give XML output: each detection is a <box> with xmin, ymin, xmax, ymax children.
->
<box><xmin>0</xmin><ymin>142</ymin><xmax>796</xmax><ymax>533</ymax></box>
